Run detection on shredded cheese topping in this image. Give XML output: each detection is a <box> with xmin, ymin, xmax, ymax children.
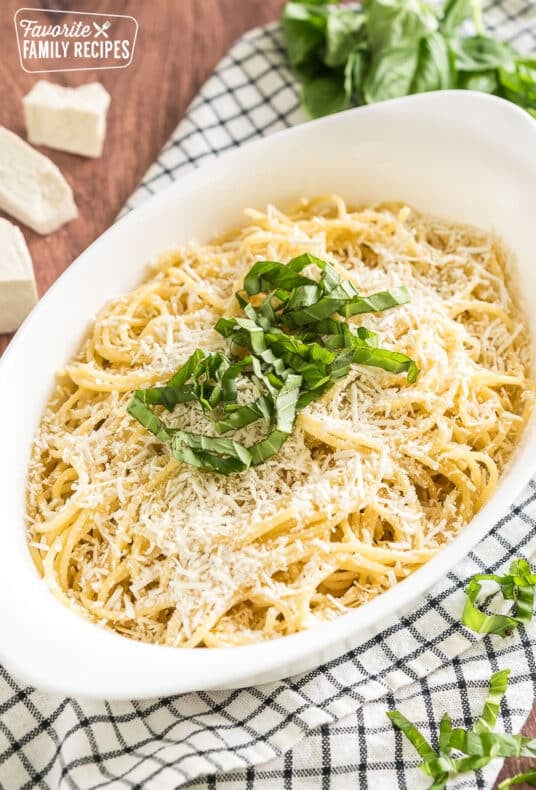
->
<box><xmin>26</xmin><ymin>195</ymin><xmax>534</xmax><ymax>647</ymax></box>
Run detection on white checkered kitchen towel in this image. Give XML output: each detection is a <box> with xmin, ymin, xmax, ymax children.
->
<box><xmin>2</xmin><ymin>3</ymin><xmax>536</xmax><ymax>789</ymax></box>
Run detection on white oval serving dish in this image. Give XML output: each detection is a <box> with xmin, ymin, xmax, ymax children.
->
<box><xmin>1</xmin><ymin>91</ymin><xmax>535</xmax><ymax>700</ymax></box>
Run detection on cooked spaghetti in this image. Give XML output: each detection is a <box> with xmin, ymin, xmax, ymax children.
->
<box><xmin>26</xmin><ymin>196</ymin><xmax>534</xmax><ymax>647</ymax></box>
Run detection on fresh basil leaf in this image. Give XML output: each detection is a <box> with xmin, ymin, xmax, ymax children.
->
<box><xmin>457</xmin><ymin>69</ymin><xmax>499</xmax><ymax>93</ymax></box>
<box><xmin>325</xmin><ymin>9</ymin><xmax>366</xmax><ymax>67</ymax></box>
<box><xmin>450</xmin><ymin>34</ymin><xmax>515</xmax><ymax>72</ymax></box>
<box><xmin>282</xmin><ymin>2</ymin><xmax>327</xmax><ymax>73</ymax></box>
<box><xmin>301</xmin><ymin>70</ymin><xmax>350</xmax><ymax>117</ymax></box>
<box><xmin>440</xmin><ymin>0</ymin><xmax>474</xmax><ymax>35</ymax></box>
<box><xmin>411</xmin><ymin>31</ymin><xmax>453</xmax><ymax>93</ymax></box>
<box><xmin>363</xmin><ymin>45</ymin><xmax>419</xmax><ymax>103</ymax></box>
<box><xmin>282</xmin><ymin>4</ymin><xmax>328</xmax><ymax>31</ymax></box>
<box><xmin>499</xmin><ymin>59</ymin><xmax>536</xmax><ymax>109</ymax></box>
<box><xmin>282</xmin><ymin>0</ymin><xmax>536</xmax><ymax>118</ymax></box>
<box><xmin>365</xmin><ymin>0</ymin><xmax>438</xmax><ymax>54</ymax></box>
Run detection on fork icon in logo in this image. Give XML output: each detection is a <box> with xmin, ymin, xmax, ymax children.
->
<box><xmin>92</xmin><ymin>20</ymin><xmax>111</xmax><ymax>38</ymax></box>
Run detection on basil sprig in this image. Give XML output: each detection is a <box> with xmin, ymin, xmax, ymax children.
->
<box><xmin>128</xmin><ymin>253</ymin><xmax>417</xmax><ymax>474</ymax></box>
<box><xmin>283</xmin><ymin>0</ymin><xmax>536</xmax><ymax>120</ymax></box>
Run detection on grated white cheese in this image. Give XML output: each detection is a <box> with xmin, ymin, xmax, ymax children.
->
<box><xmin>26</xmin><ymin>198</ymin><xmax>534</xmax><ymax>648</ymax></box>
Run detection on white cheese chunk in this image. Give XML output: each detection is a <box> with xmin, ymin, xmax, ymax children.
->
<box><xmin>23</xmin><ymin>81</ymin><xmax>111</xmax><ymax>159</ymax></box>
<box><xmin>0</xmin><ymin>218</ymin><xmax>37</xmax><ymax>333</ymax></box>
<box><xmin>0</xmin><ymin>126</ymin><xmax>77</xmax><ymax>235</ymax></box>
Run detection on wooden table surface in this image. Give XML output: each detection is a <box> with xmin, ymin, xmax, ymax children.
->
<box><xmin>0</xmin><ymin>1</ymin><xmax>533</xmax><ymax>785</ymax></box>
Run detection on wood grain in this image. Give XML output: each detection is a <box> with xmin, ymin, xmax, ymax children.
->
<box><xmin>0</xmin><ymin>1</ymin><xmax>533</xmax><ymax>785</ymax></box>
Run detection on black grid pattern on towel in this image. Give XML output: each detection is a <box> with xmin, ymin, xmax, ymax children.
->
<box><xmin>2</xmin><ymin>3</ymin><xmax>536</xmax><ymax>789</ymax></box>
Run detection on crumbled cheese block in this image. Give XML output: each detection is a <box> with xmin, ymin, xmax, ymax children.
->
<box><xmin>0</xmin><ymin>126</ymin><xmax>77</xmax><ymax>235</ymax></box>
<box><xmin>0</xmin><ymin>218</ymin><xmax>37</xmax><ymax>332</ymax></box>
<box><xmin>23</xmin><ymin>81</ymin><xmax>111</xmax><ymax>158</ymax></box>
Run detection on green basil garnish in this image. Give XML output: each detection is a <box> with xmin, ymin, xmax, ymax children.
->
<box><xmin>128</xmin><ymin>253</ymin><xmax>417</xmax><ymax>474</ymax></box>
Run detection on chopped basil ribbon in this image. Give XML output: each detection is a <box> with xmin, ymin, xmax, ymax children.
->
<box><xmin>388</xmin><ymin>669</ymin><xmax>536</xmax><ymax>790</ymax></box>
<box><xmin>387</xmin><ymin>559</ymin><xmax>536</xmax><ymax>789</ymax></box>
<box><xmin>128</xmin><ymin>253</ymin><xmax>418</xmax><ymax>474</ymax></box>
<box><xmin>462</xmin><ymin>558</ymin><xmax>536</xmax><ymax>637</ymax></box>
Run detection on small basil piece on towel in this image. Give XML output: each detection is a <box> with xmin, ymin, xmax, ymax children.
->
<box><xmin>388</xmin><ymin>668</ymin><xmax>536</xmax><ymax>789</ymax></box>
<box><xmin>462</xmin><ymin>558</ymin><xmax>536</xmax><ymax>637</ymax></box>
